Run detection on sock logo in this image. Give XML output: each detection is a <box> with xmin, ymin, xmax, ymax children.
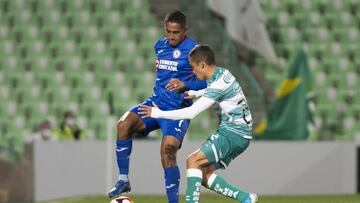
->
<box><xmin>166</xmin><ymin>184</ymin><xmax>176</xmax><ymax>189</ymax></box>
<box><xmin>214</xmin><ymin>184</ymin><xmax>239</xmax><ymax>198</ymax></box>
<box><xmin>116</xmin><ymin>147</ymin><xmax>128</xmax><ymax>152</ymax></box>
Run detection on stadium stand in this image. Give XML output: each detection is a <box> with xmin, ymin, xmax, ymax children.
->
<box><xmin>1</xmin><ymin>0</ymin><xmax>358</xmax><ymax>160</ymax></box>
<box><xmin>256</xmin><ymin>0</ymin><xmax>360</xmax><ymax>140</ymax></box>
<box><xmin>177</xmin><ymin>0</ymin><xmax>360</xmax><ymax>140</ymax></box>
<box><xmin>0</xmin><ymin>0</ymin><xmax>160</xmax><ymax>158</ymax></box>
<box><xmin>1</xmin><ymin>0</ymin><xmax>257</xmax><ymax>158</ymax></box>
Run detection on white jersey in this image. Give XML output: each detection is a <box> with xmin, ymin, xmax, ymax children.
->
<box><xmin>151</xmin><ymin>67</ymin><xmax>253</xmax><ymax>139</ymax></box>
<box><xmin>203</xmin><ymin>67</ymin><xmax>252</xmax><ymax>139</ymax></box>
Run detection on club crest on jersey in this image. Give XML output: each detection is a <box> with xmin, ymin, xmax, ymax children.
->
<box><xmin>173</xmin><ymin>49</ymin><xmax>181</xmax><ymax>59</ymax></box>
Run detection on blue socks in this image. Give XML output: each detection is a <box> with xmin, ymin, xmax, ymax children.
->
<box><xmin>116</xmin><ymin>139</ymin><xmax>132</xmax><ymax>179</ymax></box>
<box><xmin>116</xmin><ymin>140</ymin><xmax>180</xmax><ymax>203</ymax></box>
<box><xmin>164</xmin><ymin>166</ymin><xmax>180</xmax><ymax>203</ymax></box>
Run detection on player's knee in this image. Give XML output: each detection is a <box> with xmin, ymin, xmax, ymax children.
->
<box><xmin>202</xmin><ymin>171</ymin><xmax>214</xmax><ymax>188</ymax></box>
<box><xmin>116</xmin><ymin>113</ymin><xmax>134</xmax><ymax>139</ymax></box>
<box><xmin>161</xmin><ymin>144</ymin><xmax>178</xmax><ymax>168</ymax></box>
<box><xmin>161</xmin><ymin>137</ymin><xmax>180</xmax><ymax>164</ymax></box>
<box><xmin>116</xmin><ymin>119</ymin><xmax>128</xmax><ymax>130</ymax></box>
<box><xmin>203</xmin><ymin>170</ymin><xmax>212</xmax><ymax>181</ymax></box>
<box><xmin>162</xmin><ymin>144</ymin><xmax>177</xmax><ymax>161</ymax></box>
<box><xmin>186</xmin><ymin>154</ymin><xmax>198</xmax><ymax>169</ymax></box>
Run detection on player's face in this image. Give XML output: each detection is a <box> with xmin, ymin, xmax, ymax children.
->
<box><xmin>189</xmin><ymin>58</ymin><xmax>206</xmax><ymax>80</ymax></box>
<box><xmin>164</xmin><ymin>22</ymin><xmax>187</xmax><ymax>47</ymax></box>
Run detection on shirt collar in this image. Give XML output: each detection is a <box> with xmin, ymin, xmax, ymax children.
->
<box><xmin>207</xmin><ymin>67</ymin><xmax>223</xmax><ymax>84</ymax></box>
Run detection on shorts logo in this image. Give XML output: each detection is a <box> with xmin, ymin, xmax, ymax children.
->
<box><xmin>173</xmin><ymin>49</ymin><xmax>181</xmax><ymax>59</ymax></box>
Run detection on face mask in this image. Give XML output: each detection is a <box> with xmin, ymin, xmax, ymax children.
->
<box><xmin>41</xmin><ymin>129</ymin><xmax>51</xmax><ymax>139</ymax></box>
<box><xmin>65</xmin><ymin>118</ymin><xmax>76</xmax><ymax>126</ymax></box>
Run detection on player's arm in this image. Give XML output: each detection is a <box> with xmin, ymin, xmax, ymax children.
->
<box><xmin>183</xmin><ymin>80</ymin><xmax>207</xmax><ymax>90</ymax></box>
<box><xmin>166</xmin><ymin>78</ymin><xmax>207</xmax><ymax>91</ymax></box>
<box><xmin>184</xmin><ymin>89</ymin><xmax>206</xmax><ymax>99</ymax></box>
<box><xmin>139</xmin><ymin>96</ymin><xmax>214</xmax><ymax>120</ymax></box>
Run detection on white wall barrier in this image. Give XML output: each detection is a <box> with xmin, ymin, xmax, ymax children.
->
<box><xmin>33</xmin><ymin>140</ymin><xmax>357</xmax><ymax>201</ymax></box>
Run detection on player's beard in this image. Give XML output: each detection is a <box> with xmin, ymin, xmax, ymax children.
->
<box><xmin>169</xmin><ymin>40</ymin><xmax>179</xmax><ymax>47</ymax></box>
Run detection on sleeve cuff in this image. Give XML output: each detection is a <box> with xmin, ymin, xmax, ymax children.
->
<box><xmin>151</xmin><ymin>107</ymin><xmax>162</xmax><ymax>118</ymax></box>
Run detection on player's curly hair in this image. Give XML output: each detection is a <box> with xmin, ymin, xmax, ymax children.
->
<box><xmin>164</xmin><ymin>10</ymin><xmax>187</xmax><ymax>28</ymax></box>
<box><xmin>189</xmin><ymin>44</ymin><xmax>216</xmax><ymax>65</ymax></box>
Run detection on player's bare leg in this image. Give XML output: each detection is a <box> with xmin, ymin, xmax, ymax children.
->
<box><xmin>161</xmin><ymin>136</ymin><xmax>181</xmax><ymax>203</ymax></box>
<box><xmin>161</xmin><ymin>136</ymin><xmax>180</xmax><ymax>167</ymax></box>
<box><xmin>116</xmin><ymin>111</ymin><xmax>146</xmax><ymax>140</ymax></box>
<box><xmin>185</xmin><ymin>150</ymin><xmax>257</xmax><ymax>203</ymax></box>
<box><xmin>108</xmin><ymin>112</ymin><xmax>145</xmax><ymax>198</ymax></box>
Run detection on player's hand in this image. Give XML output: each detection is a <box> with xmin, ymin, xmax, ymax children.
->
<box><xmin>184</xmin><ymin>90</ymin><xmax>200</xmax><ymax>99</ymax></box>
<box><xmin>184</xmin><ymin>91</ymin><xmax>197</xmax><ymax>100</ymax></box>
<box><xmin>166</xmin><ymin>78</ymin><xmax>185</xmax><ymax>91</ymax></box>
<box><xmin>138</xmin><ymin>102</ymin><xmax>158</xmax><ymax>118</ymax></box>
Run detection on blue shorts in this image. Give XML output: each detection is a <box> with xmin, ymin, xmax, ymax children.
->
<box><xmin>129</xmin><ymin>98</ymin><xmax>190</xmax><ymax>143</ymax></box>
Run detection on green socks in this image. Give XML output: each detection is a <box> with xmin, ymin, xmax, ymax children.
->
<box><xmin>186</xmin><ymin>169</ymin><xmax>248</xmax><ymax>203</ymax></box>
<box><xmin>207</xmin><ymin>173</ymin><xmax>248</xmax><ymax>202</ymax></box>
<box><xmin>186</xmin><ymin>169</ymin><xmax>203</xmax><ymax>203</ymax></box>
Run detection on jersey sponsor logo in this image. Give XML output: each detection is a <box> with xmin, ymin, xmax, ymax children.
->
<box><xmin>156</xmin><ymin>59</ymin><xmax>178</xmax><ymax>71</ymax></box>
<box><xmin>173</xmin><ymin>49</ymin><xmax>181</xmax><ymax>59</ymax></box>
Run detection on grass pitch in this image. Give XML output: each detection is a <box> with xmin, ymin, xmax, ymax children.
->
<box><xmin>38</xmin><ymin>194</ymin><xmax>360</xmax><ymax>203</ymax></box>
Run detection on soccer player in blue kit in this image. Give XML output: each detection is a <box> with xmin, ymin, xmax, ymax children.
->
<box><xmin>108</xmin><ymin>11</ymin><xmax>207</xmax><ymax>203</ymax></box>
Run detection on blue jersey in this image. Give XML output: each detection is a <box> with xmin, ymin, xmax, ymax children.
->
<box><xmin>152</xmin><ymin>36</ymin><xmax>204</xmax><ymax>110</ymax></box>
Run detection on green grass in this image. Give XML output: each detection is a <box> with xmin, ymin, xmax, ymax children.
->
<box><xmin>37</xmin><ymin>194</ymin><xmax>360</xmax><ymax>203</ymax></box>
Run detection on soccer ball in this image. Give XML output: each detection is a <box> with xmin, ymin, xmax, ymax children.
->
<box><xmin>110</xmin><ymin>196</ymin><xmax>134</xmax><ymax>203</ymax></box>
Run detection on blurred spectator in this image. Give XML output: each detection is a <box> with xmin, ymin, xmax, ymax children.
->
<box><xmin>54</xmin><ymin>111</ymin><xmax>84</xmax><ymax>141</ymax></box>
<box><xmin>25</xmin><ymin>120</ymin><xmax>56</xmax><ymax>143</ymax></box>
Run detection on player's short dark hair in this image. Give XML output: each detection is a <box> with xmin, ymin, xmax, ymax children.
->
<box><xmin>189</xmin><ymin>44</ymin><xmax>216</xmax><ymax>65</ymax></box>
<box><xmin>164</xmin><ymin>10</ymin><xmax>187</xmax><ymax>28</ymax></box>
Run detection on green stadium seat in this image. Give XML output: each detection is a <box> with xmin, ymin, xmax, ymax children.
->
<box><xmin>0</xmin><ymin>91</ymin><xmax>9</xmax><ymax>116</ymax></box>
<box><xmin>86</xmin><ymin>0</ymin><xmax>111</xmax><ymax>13</ymax></box>
<box><xmin>2</xmin><ymin>101</ymin><xmax>17</xmax><ymax>116</ymax></box>
<box><xmin>48</xmin><ymin>99</ymin><xmax>69</xmax><ymax>120</ymax></box>
<box><xmin>346</xmin><ymin>72</ymin><xmax>357</xmax><ymax>88</ymax></box>
<box><xmin>88</xmin><ymin>117</ymin><xmax>108</xmax><ymax>140</ymax></box>
<box><xmin>76</xmin><ymin>114</ymin><xmax>88</xmax><ymax>130</ymax></box>
<box><xmin>101</xmin><ymin>12</ymin><xmax>125</xmax><ymax>32</ymax></box>
<box><xmin>4</xmin><ymin>122</ymin><xmax>25</xmax><ymax>155</ymax></box>
<box><xmin>0</xmin><ymin>40</ymin><xmax>14</xmax><ymax>58</ymax></box>
<box><xmin>0</xmin><ymin>25</ymin><xmax>9</xmax><ymax>39</ymax></box>
<box><xmin>78</xmin><ymin>101</ymin><xmax>106</xmax><ymax>122</ymax></box>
